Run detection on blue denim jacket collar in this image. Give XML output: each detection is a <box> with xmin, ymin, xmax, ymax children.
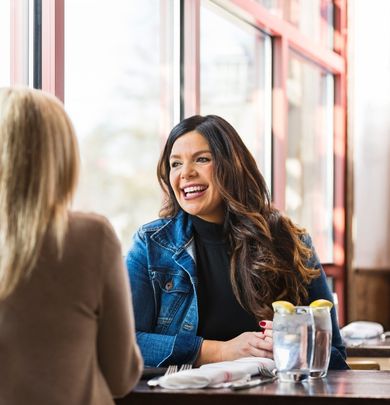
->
<box><xmin>150</xmin><ymin>210</ymin><xmax>197</xmax><ymax>277</ymax></box>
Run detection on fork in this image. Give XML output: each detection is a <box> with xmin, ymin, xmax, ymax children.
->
<box><xmin>257</xmin><ymin>363</ymin><xmax>277</xmax><ymax>378</ymax></box>
<box><xmin>147</xmin><ymin>365</ymin><xmax>178</xmax><ymax>387</ymax></box>
<box><xmin>230</xmin><ymin>364</ymin><xmax>277</xmax><ymax>390</ymax></box>
<box><xmin>179</xmin><ymin>364</ymin><xmax>192</xmax><ymax>371</ymax></box>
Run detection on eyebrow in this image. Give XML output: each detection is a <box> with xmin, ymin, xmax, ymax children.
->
<box><xmin>169</xmin><ymin>149</ymin><xmax>212</xmax><ymax>160</ymax></box>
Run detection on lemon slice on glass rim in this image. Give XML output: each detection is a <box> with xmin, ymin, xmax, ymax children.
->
<box><xmin>309</xmin><ymin>299</ymin><xmax>333</xmax><ymax>309</ymax></box>
<box><xmin>272</xmin><ymin>300</ymin><xmax>295</xmax><ymax>314</ymax></box>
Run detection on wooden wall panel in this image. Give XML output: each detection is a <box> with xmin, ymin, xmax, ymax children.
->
<box><xmin>348</xmin><ymin>270</ymin><xmax>390</xmax><ymax>330</ymax></box>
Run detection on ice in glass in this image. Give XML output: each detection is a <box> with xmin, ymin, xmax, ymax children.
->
<box><xmin>310</xmin><ymin>306</ymin><xmax>332</xmax><ymax>378</ymax></box>
<box><xmin>273</xmin><ymin>304</ymin><xmax>315</xmax><ymax>382</ymax></box>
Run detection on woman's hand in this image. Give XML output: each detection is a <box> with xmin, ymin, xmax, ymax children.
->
<box><xmin>259</xmin><ymin>319</ymin><xmax>273</xmax><ymax>345</ymax></box>
<box><xmin>220</xmin><ymin>329</ymin><xmax>273</xmax><ymax>361</ymax></box>
<box><xmin>195</xmin><ymin>320</ymin><xmax>274</xmax><ymax>365</ymax></box>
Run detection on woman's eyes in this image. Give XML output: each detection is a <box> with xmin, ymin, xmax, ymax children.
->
<box><xmin>196</xmin><ymin>156</ymin><xmax>211</xmax><ymax>163</ymax></box>
<box><xmin>170</xmin><ymin>156</ymin><xmax>211</xmax><ymax>168</ymax></box>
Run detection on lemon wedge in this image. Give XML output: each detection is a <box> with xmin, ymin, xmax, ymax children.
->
<box><xmin>309</xmin><ymin>299</ymin><xmax>333</xmax><ymax>309</ymax></box>
<box><xmin>272</xmin><ymin>300</ymin><xmax>295</xmax><ymax>314</ymax></box>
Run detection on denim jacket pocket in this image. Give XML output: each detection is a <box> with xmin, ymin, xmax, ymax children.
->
<box><xmin>151</xmin><ymin>270</ymin><xmax>192</xmax><ymax>334</ymax></box>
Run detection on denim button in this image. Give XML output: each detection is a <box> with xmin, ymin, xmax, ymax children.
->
<box><xmin>165</xmin><ymin>280</ymin><xmax>173</xmax><ymax>291</ymax></box>
<box><xmin>183</xmin><ymin>323</ymin><xmax>193</xmax><ymax>331</ymax></box>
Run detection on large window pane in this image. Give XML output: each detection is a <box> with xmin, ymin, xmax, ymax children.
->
<box><xmin>257</xmin><ymin>0</ymin><xmax>334</xmax><ymax>49</ymax></box>
<box><xmin>64</xmin><ymin>0</ymin><xmax>173</xmax><ymax>247</ymax></box>
<box><xmin>200</xmin><ymin>0</ymin><xmax>272</xmax><ymax>185</ymax></box>
<box><xmin>286</xmin><ymin>52</ymin><xmax>334</xmax><ymax>262</ymax></box>
<box><xmin>0</xmin><ymin>0</ymin><xmax>11</xmax><ymax>86</ymax></box>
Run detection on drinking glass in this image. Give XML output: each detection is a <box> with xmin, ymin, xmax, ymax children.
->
<box><xmin>310</xmin><ymin>306</ymin><xmax>332</xmax><ymax>378</ymax></box>
<box><xmin>273</xmin><ymin>306</ymin><xmax>315</xmax><ymax>382</ymax></box>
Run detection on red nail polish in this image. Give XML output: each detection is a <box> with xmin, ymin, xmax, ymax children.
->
<box><xmin>259</xmin><ymin>321</ymin><xmax>266</xmax><ymax>327</ymax></box>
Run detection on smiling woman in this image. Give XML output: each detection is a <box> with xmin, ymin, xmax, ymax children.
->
<box><xmin>168</xmin><ymin>131</ymin><xmax>224</xmax><ymax>224</ymax></box>
<box><xmin>126</xmin><ymin>114</ymin><xmax>348</xmax><ymax>372</ymax></box>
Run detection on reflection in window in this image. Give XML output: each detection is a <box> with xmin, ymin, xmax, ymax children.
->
<box><xmin>286</xmin><ymin>52</ymin><xmax>334</xmax><ymax>262</ymax></box>
<box><xmin>200</xmin><ymin>1</ymin><xmax>272</xmax><ymax>185</ymax></box>
<box><xmin>64</xmin><ymin>0</ymin><xmax>173</xmax><ymax>248</ymax></box>
<box><xmin>257</xmin><ymin>0</ymin><xmax>334</xmax><ymax>48</ymax></box>
<box><xmin>0</xmin><ymin>0</ymin><xmax>11</xmax><ymax>86</ymax></box>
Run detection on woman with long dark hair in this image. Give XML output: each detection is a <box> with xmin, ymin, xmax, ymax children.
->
<box><xmin>127</xmin><ymin>114</ymin><xmax>347</xmax><ymax>369</ymax></box>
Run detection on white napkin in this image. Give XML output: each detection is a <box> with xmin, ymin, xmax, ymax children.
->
<box><xmin>341</xmin><ymin>321</ymin><xmax>384</xmax><ymax>340</ymax></box>
<box><xmin>158</xmin><ymin>357</ymin><xmax>275</xmax><ymax>389</ymax></box>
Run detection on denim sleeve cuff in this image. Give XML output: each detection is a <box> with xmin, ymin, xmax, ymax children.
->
<box><xmin>158</xmin><ymin>333</ymin><xmax>203</xmax><ymax>367</ymax></box>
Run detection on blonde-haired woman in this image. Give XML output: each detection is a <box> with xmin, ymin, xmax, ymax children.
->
<box><xmin>0</xmin><ymin>87</ymin><xmax>143</xmax><ymax>404</ymax></box>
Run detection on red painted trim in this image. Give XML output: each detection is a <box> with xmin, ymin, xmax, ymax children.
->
<box><xmin>333</xmin><ymin>0</ymin><xmax>348</xmax><ymax>324</ymax></box>
<box><xmin>41</xmin><ymin>0</ymin><xmax>64</xmax><ymax>100</ymax></box>
<box><xmin>183</xmin><ymin>0</ymin><xmax>200</xmax><ymax>117</ymax></box>
<box><xmin>318</xmin><ymin>0</ymin><xmax>348</xmax><ymax>325</ymax></box>
<box><xmin>272</xmin><ymin>36</ymin><xmax>287</xmax><ymax>211</ymax></box>
<box><xmin>227</xmin><ymin>0</ymin><xmax>344</xmax><ymax>74</ymax></box>
<box><xmin>10</xmin><ymin>0</ymin><xmax>28</xmax><ymax>85</ymax></box>
<box><xmin>323</xmin><ymin>264</ymin><xmax>345</xmax><ymax>325</ymax></box>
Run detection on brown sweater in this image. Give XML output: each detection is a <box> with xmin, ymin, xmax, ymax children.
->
<box><xmin>0</xmin><ymin>212</ymin><xmax>143</xmax><ymax>405</ymax></box>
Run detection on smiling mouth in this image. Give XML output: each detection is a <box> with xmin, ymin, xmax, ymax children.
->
<box><xmin>182</xmin><ymin>185</ymin><xmax>208</xmax><ymax>197</ymax></box>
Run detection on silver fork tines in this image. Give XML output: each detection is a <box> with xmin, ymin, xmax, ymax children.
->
<box><xmin>147</xmin><ymin>365</ymin><xmax>178</xmax><ymax>387</ymax></box>
<box><xmin>257</xmin><ymin>364</ymin><xmax>277</xmax><ymax>378</ymax></box>
<box><xmin>231</xmin><ymin>375</ymin><xmax>277</xmax><ymax>390</ymax></box>
<box><xmin>230</xmin><ymin>364</ymin><xmax>277</xmax><ymax>390</ymax></box>
<box><xmin>179</xmin><ymin>364</ymin><xmax>192</xmax><ymax>371</ymax></box>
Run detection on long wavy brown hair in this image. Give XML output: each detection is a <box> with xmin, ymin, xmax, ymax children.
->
<box><xmin>157</xmin><ymin>115</ymin><xmax>320</xmax><ymax>320</ymax></box>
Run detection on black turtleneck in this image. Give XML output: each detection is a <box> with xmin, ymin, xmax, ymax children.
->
<box><xmin>192</xmin><ymin>215</ymin><xmax>259</xmax><ymax>340</ymax></box>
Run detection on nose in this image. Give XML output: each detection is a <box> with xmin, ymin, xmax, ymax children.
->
<box><xmin>180</xmin><ymin>162</ymin><xmax>197</xmax><ymax>179</ymax></box>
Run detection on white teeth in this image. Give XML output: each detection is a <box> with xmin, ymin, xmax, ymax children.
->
<box><xmin>184</xmin><ymin>185</ymin><xmax>206</xmax><ymax>194</ymax></box>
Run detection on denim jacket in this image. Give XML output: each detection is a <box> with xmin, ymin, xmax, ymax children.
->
<box><xmin>126</xmin><ymin>210</ymin><xmax>348</xmax><ymax>369</ymax></box>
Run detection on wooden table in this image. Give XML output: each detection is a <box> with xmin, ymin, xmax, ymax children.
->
<box><xmin>116</xmin><ymin>371</ymin><xmax>390</xmax><ymax>405</ymax></box>
<box><xmin>347</xmin><ymin>338</ymin><xmax>390</xmax><ymax>370</ymax></box>
<box><xmin>347</xmin><ymin>340</ymin><xmax>390</xmax><ymax>358</ymax></box>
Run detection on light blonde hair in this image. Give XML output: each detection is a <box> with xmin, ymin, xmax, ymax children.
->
<box><xmin>0</xmin><ymin>87</ymin><xmax>80</xmax><ymax>299</ymax></box>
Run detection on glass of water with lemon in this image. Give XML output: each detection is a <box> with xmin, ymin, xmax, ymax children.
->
<box><xmin>309</xmin><ymin>299</ymin><xmax>333</xmax><ymax>379</ymax></box>
<box><xmin>272</xmin><ymin>299</ymin><xmax>333</xmax><ymax>382</ymax></box>
<box><xmin>272</xmin><ymin>301</ymin><xmax>315</xmax><ymax>382</ymax></box>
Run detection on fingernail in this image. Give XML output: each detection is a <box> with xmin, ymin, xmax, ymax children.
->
<box><xmin>259</xmin><ymin>321</ymin><xmax>266</xmax><ymax>327</ymax></box>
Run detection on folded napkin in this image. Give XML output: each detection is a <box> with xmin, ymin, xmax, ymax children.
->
<box><xmin>158</xmin><ymin>357</ymin><xmax>275</xmax><ymax>389</ymax></box>
<box><xmin>341</xmin><ymin>321</ymin><xmax>384</xmax><ymax>340</ymax></box>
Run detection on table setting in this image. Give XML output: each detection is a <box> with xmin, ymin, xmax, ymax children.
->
<box><xmin>148</xmin><ymin>357</ymin><xmax>276</xmax><ymax>389</ymax></box>
<box><xmin>144</xmin><ymin>299</ymin><xmax>334</xmax><ymax>391</ymax></box>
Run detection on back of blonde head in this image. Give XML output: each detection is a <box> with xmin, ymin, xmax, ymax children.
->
<box><xmin>0</xmin><ymin>87</ymin><xmax>79</xmax><ymax>299</ymax></box>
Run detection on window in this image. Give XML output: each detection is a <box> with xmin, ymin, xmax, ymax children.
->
<box><xmin>64</xmin><ymin>0</ymin><xmax>174</xmax><ymax>247</ymax></box>
<box><xmin>286</xmin><ymin>52</ymin><xmax>334</xmax><ymax>262</ymax></box>
<box><xmin>200</xmin><ymin>1</ymin><xmax>272</xmax><ymax>183</ymax></box>
<box><xmin>257</xmin><ymin>0</ymin><xmax>334</xmax><ymax>48</ymax></box>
